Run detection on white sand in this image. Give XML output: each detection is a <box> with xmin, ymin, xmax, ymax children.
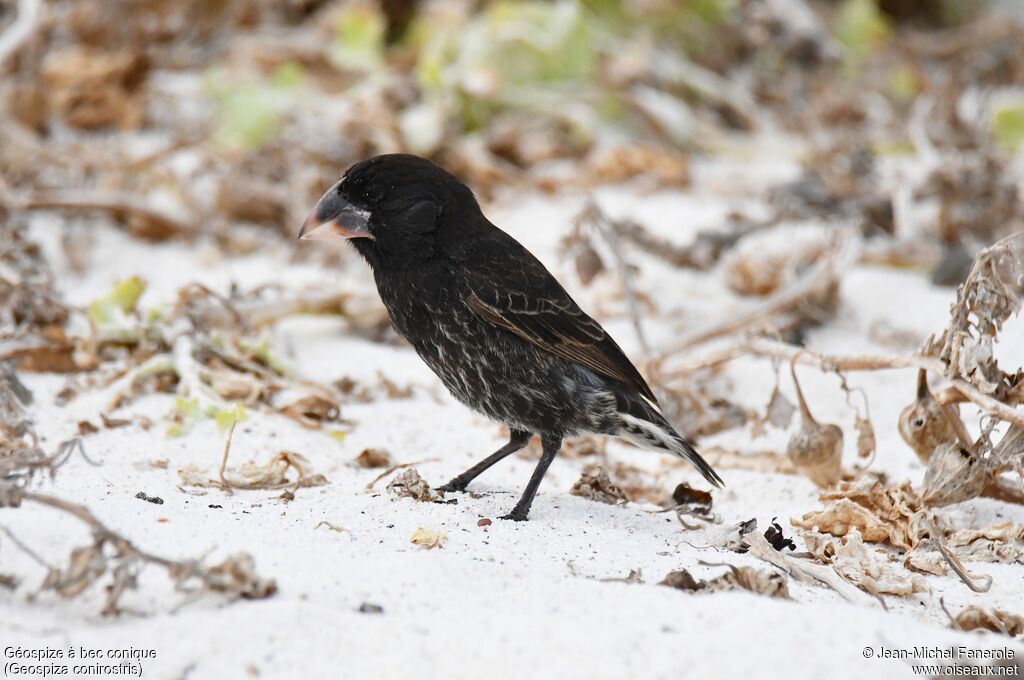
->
<box><xmin>5</xmin><ymin>153</ymin><xmax>1023</xmax><ymax>679</ymax></box>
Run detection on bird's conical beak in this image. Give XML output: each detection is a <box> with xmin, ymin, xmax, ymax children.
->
<box><xmin>299</xmin><ymin>185</ymin><xmax>373</xmax><ymax>241</ymax></box>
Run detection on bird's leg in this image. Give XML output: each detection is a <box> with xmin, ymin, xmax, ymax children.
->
<box><xmin>500</xmin><ymin>433</ymin><xmax>561</xmax><ymax>522</ymax></box>
<box><xmin>437</xmin><ymin>430</ymin><xmax>532</xmax><ymax>493</ymax></box>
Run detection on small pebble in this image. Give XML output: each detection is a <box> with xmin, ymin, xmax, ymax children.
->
<box><xmin>357</xmin><ymin>603</ymin><xmax>384</xmax><ymax>614</ymax></box>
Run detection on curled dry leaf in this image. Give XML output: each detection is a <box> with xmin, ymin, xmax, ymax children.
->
<box><xmin>723</xmin><ymin>252</ymin><xmax>787</xmax><ymax>297</ymax></box>
<box><xmin>703</xmin><ymin>519</ymin><xmax>753</xmax><ymax>553</ymax></box>
<box><xmin>276</xmin><ymin>391</ymin><xmax>340</xmax><ymax>428</ymax></box>
<box><xmin>742</xmin><ymin>528</ymin><xmax>873</xmax><ymax>604</ymax></box>
<box><xmin>803</xmin><ymin>530</ymin><xmax>928</xmax><ymax>595</ymax></box>
<box><xmin>854</xmin><ymin>415</ymin><xmax>876</xmax><ymax>460</ymax></box>
<box><xmin>792</xmin><ymin>478</ymin><xmax>931</xmax><ymax>550</ymax></box>
<box><xmin>953</xmin><ymin>606</ymin><xmax>1024</xmax><ymax>637</ymax></box>
<box><xmin>386</xmin><ymin>468</ymin><xmax>435</xmax><ymax>502</ymax></box>
<box><xmin>570</xmin><ymin>466</ymin><xmax>628</xmax><ymax>505</ymax></box>
<box><xmin>922</xmin><ymin>441</ymin><xmax>988</xmax><ymax>507</ymax></box>
<box><xmin>671</xmin><ymin>482</ymin><xmax>713</xmax><ymax>515</ymax></box>
<box><xmin>830</xmin><ymin>530</ymin><xmax>926</xmax><ymax>596</ymax></box>
<box><xmin>355</xmin><ymin>448</ymin><xmax>393</xmax><ymax>468</ymax></box>
<box><xmin>179</xmin><ymin>451</ymin><xmax>327</xmax><ymax>490</ymax></box>
<box><xmin>585</xmin><ymin>144</ymin><xmax>690</xmax><ymax>188</ymax></box>
<box><xmin>41</xmin><ymin>545</ymin><xmax>106</xmax><ymax>599</ymax></box>
<box><xmin>992</xmin><ymin>424</ymin><xmax>1024</xmax><ymax>471</ymax></box>
<box><xmin>722</xmin><ymin>234</ymin><xmax>830</xmax><ymax>298</ymax></box>
<box><xmin>764</xmin><ymin>519</ymin><xmax>797</xmax><ymax>551</ymax></box>
<box><xmin>899</xmin><ymin>369</ymin><xmax>957</xmax><ymax>464</ymax></box>
<box><xmin>927</xmin><ymin>233</ymin><xmax>1024</xmax><ymax>400</ymax></box>
<box><xmin>904</xmin><ymin>548</ymin><xmax>949</xmax><ymax>576</ymax></box>
<box><xmin>946</xmin><ymin>523</ymin><xmax>1024</xmax><ymax>564</ymax></box>
<box><xmin>660</xmin><ymin>565</ymin><xmax>790</xmax><ymax>599</ymax></box>
<box><xmin>765</xmin><ymin>383</ymin><xmax>796</xmax><ymax>430</ymax></box>
<box><xmin>410</xmin><ymin>527</ymin><xmax>447</xmax><ymax>549</ymax></box>
<box><xmin>786</xmin><ymin>360</ymin><xmax>843</xmax><ymax>487</ymax></box>
<box><xmin>202</xmin><ymin>553</ymin><xmax>278</xmax><ymax>600</ymax></box>
<box><xmin>41</xmin><ymin>46</ymin><xmax>148</xmax><ymax>130</ymax></box>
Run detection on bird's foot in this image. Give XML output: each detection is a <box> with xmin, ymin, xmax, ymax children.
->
<box><xmin>436</xmin><ymin>479</ymin><xmax>468</xmax><ymax>494</ymax></box>
<box><xmin>499</xmin><ymin>509</ymin><xmax>529</xmax><ymax>522</ymax></box>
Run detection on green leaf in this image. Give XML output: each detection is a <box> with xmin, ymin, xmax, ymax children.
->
<box><xmin>330</xmin><ymin>4</ymin><xmax>386</xmax><ymax>71</ymax></box>
<box><xmin>205</xmin><ymin>63</ymin><xmax>305</xmax><ymax>150</ymax></box>
<box><xmin>835</xmin><ymin>0</ymin><xmax>890</xmax><ymax>68</ymax></box>
<box><xmin>214</xmin><ymin>403</ymin><xmax>247</xmax><ymax>431</ymax></box>
<box><xmin>238</xmin><ymin>335</ymin><xmax>290</xmax><ymax>376</ymax></box>
<box><xmin>993</xmin><ymin>102</ymin><xmax>1024</xmax><ymax>152</ymax></box>
<box><xmin>175</xmin><ymin>396</ymin><xmax>201</xmax><ymax>420</ymax></box>
<box><xmin>88</xmin><ymin>276</ymin><xmax>146</xmax><ymax>324</ymax></box>
<box><xmin>483</xmin><ymin>1</ymin><xmax>595</xmax><ymax>86</ymax></box>
<box><xmin>887</xmin><ymin>64</ymin><xmax>920</xmax><ymax>104</ymax></box>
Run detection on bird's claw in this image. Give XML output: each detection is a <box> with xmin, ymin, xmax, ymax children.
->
<box><xmin>436</xmin><ymin>480</ymin><xmax>467</xmax><ymax>494</ymax></box>
<box><xmin>499</xmin><ymin>510</ymin><xmax>529</xmax><ymax>522</ymax></box>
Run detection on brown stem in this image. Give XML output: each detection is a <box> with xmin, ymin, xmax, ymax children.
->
<box><xmin>982</xmin><ymin>477</ymin><xmax>1024</xmax><ymax>505</ymax></box>
<box><xmin>20</xmin><ymin>191</ymin><xmax>198</xmax><ymax>239</ymax></box>
<box><xmin>790</xmin><ymin>353</ymin><xmax>816</xmax><ymax>425</ymax></box>
<box><xmin>21</xmin><ymin>492</ymin><xmax>180</xmax><ymax>570</ymax></box>
<box><xmin>578</xmin><ymin>201</ymin><xmax>650</xmax><ymax>356</ymax></box>
<box><xmin>653</xmin><ymin>232</ymin><xmax>857</xmax><ymax>359</ymax></box>
<box><xmin>670</xmin><ymin>338</ymin><xmax>1024</xmax><ymax>427</ymax></box>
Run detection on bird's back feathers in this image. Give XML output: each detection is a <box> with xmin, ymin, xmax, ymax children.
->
<box><xmin>461</xmin><ymin>231</ymin><xmax>659</xmax><ymax>404</ymax></box>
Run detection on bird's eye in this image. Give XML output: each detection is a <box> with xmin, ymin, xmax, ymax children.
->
<box><xmin>913</xmin><ymin>417</ymin><xmax>925</xmax><ymax>428</ymax></box>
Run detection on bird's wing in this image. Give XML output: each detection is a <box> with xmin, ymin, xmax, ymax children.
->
<box><xmin>463</xmin><ymin>249</ymin><xmax>658</xmax><ymax>404</ymax></box>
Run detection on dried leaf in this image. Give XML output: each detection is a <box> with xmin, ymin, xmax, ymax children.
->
<box><xmin>922</xmin><ymin>442</ymin><xmax>988</xmax><ymax>507</ymax></box>
<box><xmin>355</xmin><ymin>448</ymin><xmax>393</xmax><ymax>468</ymax></box>
<box><xmin>410</xmin><ymin>527</ymin><xmax>447</xmax><ymax>549</ymax></box>
<box><xmin>829</xmin><ymin>530</ymin><xmax>927</xmax><ymax>596</ymax></box>
<box><xmin>904</xmin><ymin>548</ymin><xmax>949</xmax><ymax>576</ymax></box>
<box><xmin>723</xmin><ymin>252</ymin><xmax>786</xmax><ymax>296</ymax></box>
<box><xmin>661</xmin><ymin>566</ymin><xmax>790</xmax><ymax>598</ymax></box>
<box><xmin>570</xmin><ymin>467</ymin><xmax>628</xmax><ymax>505</ymax></box>
<box><xmin>386</xmin><ymin>468</ymin><xmax>435</xmax><ymax>502</ymax></box>
<box><xmin>277</xmin><ymin>392</ymin><xmax>340</xmax><ymax>428</ymax></box>
<box><xmin>766</xmin><ymin>385</ymin><xmax>796</xmax><ymax>429</ymax></box>
<box><xmin>179</xmin><ymin>451</ymin><xmax>327</xmax><ymax>490</ymax></box>
<box><xmin>928</xmin><ymin>234</ymin><xmax>1024</xmax><ymax>400</ymax></box>
<box><xmin>574</xmin><ymin>241</ymin><xmax>605</xmax><ymax>286</ymax></box>
<box><xmin>671</xmin><ymin>482</ymin><xmax>713</xmax><ymax>514</ymax></box>
<box><xmin>954</xmin><ymin>606</ymin><xmax>1024</xmax><ymax>637</ymax></box>
<box><xmin>854</xmin><ymin>414</ymin><xmax>876</xmax><ymax>459</ymax></box>
<box><xmin>946</xmin><ymin>523</ymin><xmax>1024</xmax><ymax>564</ymax></box>
<box><xmin>42</xmin><ymin>545</ymin><xmax>106</xmax><ymax>599</ymax></box>
<box><xmin>792</xmin><ymin>478</ymin><xmax>930</xmax><ymax>550</ymax></box>
<box><xmin>765</xmin><ymin>519</ymin><xmax>797</xmax><ymax>551</ymax></box>
<box><xmin>585</xmin><ymin>145</ymin><xmax>690</xmax><ymax>188</ymax></box>
<box><xmin>202</xmin><ymin>553</ymin><xmax>278</xmax><ymax>599</ymax></box>
<box><xmin>742</xmin><ymin>530</ymin><xmax>872</xmax><ymax>604</ymax></box>
<box><xmin>41</xmin><ymin>47</ymin><xmax>148</xmax><ymax>129</ymax></box>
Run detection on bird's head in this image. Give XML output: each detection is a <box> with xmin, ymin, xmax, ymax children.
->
<box><xmin>299</xmin><ymin>154</ymin><xmax>483</xmax><ymax>268</ymax></box>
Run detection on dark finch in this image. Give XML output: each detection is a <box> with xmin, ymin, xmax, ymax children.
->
<box><xmin>300</xmin><ymin>154</ymin><xmax>723</xmax><ymax>520</ymax></box>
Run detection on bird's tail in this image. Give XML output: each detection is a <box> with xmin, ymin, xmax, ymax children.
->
<box><xmin>612</xmin><ymin>391</ymin><xmax>724</xmax><ymax>488</ymax></box>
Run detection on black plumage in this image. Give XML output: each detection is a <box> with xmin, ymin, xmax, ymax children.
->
<box><xmin>300</xmin><ymin>154</ymin><xmax>723</xmax><ymax>521</ymax></box>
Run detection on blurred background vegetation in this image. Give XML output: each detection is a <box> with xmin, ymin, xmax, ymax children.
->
<box><xmin>1</xmin><ymin>0</ymin><xmax>1021</xmax><ymax>264</ymax></box>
